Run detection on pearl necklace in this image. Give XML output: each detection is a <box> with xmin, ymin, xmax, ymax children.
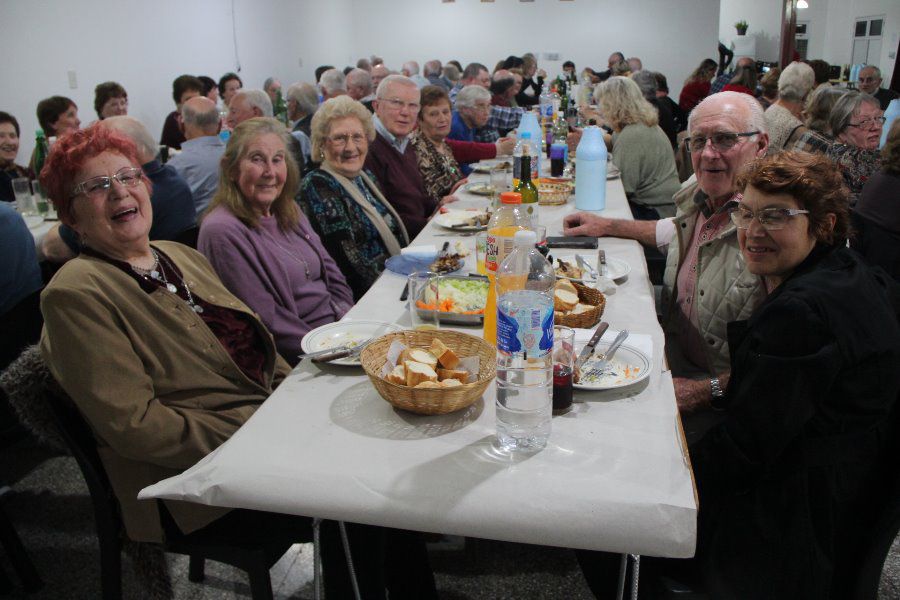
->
<box><xmin>131</xmin><ymin>249</ymin><xmax>204</xmax><ymax>314</ymax></box>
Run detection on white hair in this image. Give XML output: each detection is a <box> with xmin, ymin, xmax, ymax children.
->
<box><xmin>423</xmin><ymin>60</ymin><xmax>442</xmax><ymax>77</ymax></box>
<box><xmin>778</xmin><ymin>62</ymin><xmax>815</xmax><ymax>103</ymax></box>
<box><xmin>402</xmin><ymin>60</ymin><xmax>420</xmax><ymax>75</ymax></box>
<box><xmin>688</xmin><ymin>91</ymin><xmax>767</xmax><ymax>136</ymax></box>
<box><xmin>286</xmin><ymin>82</ymin><xmax>319</xmax><ymax>116</ymax></box>
<box><xmin>376</xmin><ymin>74</ymin><xmax>417</xmax><ymax>99</ymax></box>
<box><xmin>235</xmin><ymin>89</ymin><xmax>273</xmax><ymax>117</ymax></box>
<box><xmin>101</xmin><ymin>116</ymin><xmax>158</xmax><ymax>163</ymax></box>
<box><xmin>346</xmin><ymin>68</ymin><xmax>373</xmax><ymax>95</ymax></box>
<box><xmin>319</xmin><ymin>69</ymin><xmax>347</xmax><ymax>96</ymax></box>
<box><xmin>456</xmin><ymin>85</ymin><xmax>491</xmax><ymax>109</ymax></box>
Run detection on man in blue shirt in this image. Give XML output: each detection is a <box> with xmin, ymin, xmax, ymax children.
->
<box><xmin>167</xmin><ymin>96</ymin><xmax>226</xmax><ymax>215</ymax></box>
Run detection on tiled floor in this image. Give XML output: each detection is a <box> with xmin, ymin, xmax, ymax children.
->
<box><xmin>1</xmin><ymin>436</ymin><xmax>898</xmax><ymax>599</ymax></box>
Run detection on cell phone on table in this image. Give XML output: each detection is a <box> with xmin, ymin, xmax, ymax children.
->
<box><xmin>545</xmin><ymin>236</ymin><xmax>598</xmax><ymax>249</ymax></box>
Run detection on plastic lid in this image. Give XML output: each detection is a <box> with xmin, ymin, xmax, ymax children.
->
<box><xmin>520</xmin><ymin>132</ymin><xmax>532</xmax><ymax>139</ymax></box>
<box><xmin>500</xmin><ymin>192</ymin><xmax>522</xmax><ymax>204</ymax></box>
<box><xmin>513</xmin><ymin>229</ymin><xmax>537</xmax><ymax>247</ymax></box>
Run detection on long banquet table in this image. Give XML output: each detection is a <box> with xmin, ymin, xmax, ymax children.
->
<box><xmin>140</xmin><ymin>166</ymin><xmax>697</xmax><ymax>558</ymax></box>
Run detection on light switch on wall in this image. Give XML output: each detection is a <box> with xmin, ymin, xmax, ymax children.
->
<box><xmin>67</xmin><ymin>70</ymin><xmax>77</xmax><ymax>89</ymax></box>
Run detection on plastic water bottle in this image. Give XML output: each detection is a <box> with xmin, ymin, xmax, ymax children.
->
<box><xmin>881</xmin><ymin>99</ymin><xmax>900</xmax><ymax>148</ymax></box>
<box><xmin>575</xmin><ymin>126</ymin><xmax>608</xmax><ymax>211</ymax></box>
<box><xmin>495</xmin><ymin>229</ymin><xmax>556</xmax><ymax>452</ymax></box>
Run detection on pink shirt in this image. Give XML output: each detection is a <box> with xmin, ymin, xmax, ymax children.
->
<box><xmin>673</xmin><ymin>208</ymin><xmax>733</xmax><ymax>371</ymax></box>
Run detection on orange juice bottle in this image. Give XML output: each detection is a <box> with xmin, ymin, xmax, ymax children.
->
<box><xmin>483</xmin><ymin>192</ymin><xmax>531</xmax><ymax>345</ymax></box>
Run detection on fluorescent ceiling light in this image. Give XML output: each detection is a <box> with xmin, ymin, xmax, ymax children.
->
<box><xmin>797</xmin><ymin>0</ymin><xmax>809</xmax><ymax>8</ymax></box>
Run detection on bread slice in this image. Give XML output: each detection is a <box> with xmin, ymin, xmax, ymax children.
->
<box><xmin>437</xmin><ymin>368</ymin><xmax>469</xmax><ymax>384</ymax></box>
<box><xmin>556</xmin><ymin>278</ymin><xmax>577</xmax><ymax>295</ymax></box>
<box><xmin>554</xmin><ymin>288</ymin><xmax>579</xmax><ymax>312</ymax></box>
<box><xmin>414</xmin><ymin>380</ymin><xmax>442</xmax><ymax>389</ymax></box>
<box><xmin>429</xmin><ymin>338</ymin><xmax>460</xmax><ymax>369</ymax></box>
<box><xmin>440</xmin><ymin>378</ymin><xmax>463</xmax><ymax>388</ymax></box>
<box><xmin>386</xmin><ymin>364</ymin><xmax>406</xmax><ymax>385</ymax></box>
<box><xmin>407</xmin><ymin>348</ymin><xmax>438</xmax><ymax>369</ymax></box>
<box><xmin>571</xmin><ymin>303</ymin><xmax>595</xmax><ymax>315</ymax></box>
<box><xmin>405</xmin><ymin>360</ymin><xmax>438</xmax><ymax>387</ymax></box>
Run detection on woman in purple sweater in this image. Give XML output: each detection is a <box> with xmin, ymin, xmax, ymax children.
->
<box><xmin>198</xmin><ymin>118</ymin><xmax>354</xmax><ymax>365</ymax></box>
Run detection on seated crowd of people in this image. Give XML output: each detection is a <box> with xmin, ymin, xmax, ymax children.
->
<box><xmin>1</xmin><ymin>48</ymin><xmax>899</xmax><ymax>599</ymax></box>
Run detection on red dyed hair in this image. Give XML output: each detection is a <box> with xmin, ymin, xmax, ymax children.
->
<box><xmin>40</xmin><ymin>124</ymin><xmax>149</xmax><ymax>223</ymax></box>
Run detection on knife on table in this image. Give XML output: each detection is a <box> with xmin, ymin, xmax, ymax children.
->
<box><xmin>574</xmin><ymin>322</ymin><xmax>609</xmax><ymax>372</ymax></box>
<box><xmin>310</xmin><ymin>339</ymin><xmax>372</xmax><ymax>364</ymax></box>
<box><xmin>575</xmin><ymin>254</ymin><xmax>599</xmax><ymax>280</ymax></box>
<box><xmin>598</xmin><ymin>249</ymin><xmax>607</xmax><ymax>278</ymax></box>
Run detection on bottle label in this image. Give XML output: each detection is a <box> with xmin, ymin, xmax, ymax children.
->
<box><xmin>485</xmin><ymin>233</ymin><xmax>517</xmax><ymax>272</ymax></box>
<box><xmin>497</xmin><ymin>298</ymin><xmax>554</xmax><ymax>357</ymax></box>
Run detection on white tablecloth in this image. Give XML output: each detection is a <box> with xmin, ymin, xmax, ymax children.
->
<box><xmin>140</xmin><ymin>170</ymin><xmax>697</xmax><ymax>558</ymax></box>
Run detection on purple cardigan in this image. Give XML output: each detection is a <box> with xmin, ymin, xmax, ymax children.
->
<box><xmin>198</xmin><ymin>206</ymin><xmax>354</xmax><ymax>364</ymax></box>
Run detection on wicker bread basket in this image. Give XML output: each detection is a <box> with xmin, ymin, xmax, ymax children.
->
<box><xmin>538</xmin><ymin>178</ymin><xmax>573</xmax><ymax>206</ymax></box>
<box><xmin>555</xmin><ymin>281</ymin><xmax>605</xmax><ymax>328</ymax></box>
<box><xmin>360</xmin><ymin>330</ymin><xmax>496</xmax><ymax>415</ymax></box>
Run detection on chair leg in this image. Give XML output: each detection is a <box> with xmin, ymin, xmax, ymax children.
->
<box><xmin>246</xmin><ymin>559</ymin><xmax>274</xmax><ymax>600</ymax></box>
<box><xmin>188</xmin><ymin>555</ymin><xmax>205</xmax><ymax>582</ymax></box>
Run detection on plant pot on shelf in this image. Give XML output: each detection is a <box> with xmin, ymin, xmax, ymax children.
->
<box><xmin>736</xmin><ymin>27</ymin><xmax>748</xmax><ymax>36</ymax></box>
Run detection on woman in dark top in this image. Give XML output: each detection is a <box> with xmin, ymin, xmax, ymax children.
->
<box><xmin>298</xmin><ymin>96</ymin><xmax>408</xmax><ymax>300</ymax></box>
<box><xmin>852</xmin><ymin>118</ymin><xmax>900</xmax><ymax>280</ymax></box>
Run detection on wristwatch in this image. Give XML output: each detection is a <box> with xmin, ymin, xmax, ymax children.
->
<box><xmin>710</xmin><ymin>377</ymin><xmax>725</xmax><ymax>399</ymax></box>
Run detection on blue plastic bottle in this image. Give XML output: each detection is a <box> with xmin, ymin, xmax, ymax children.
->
<box><xmin>574</xmin><ymin>126</ymin><xmax>607</xmax><ymax>211</ymax></box>
<box><xmin>880</xmin><ymin>99</ymin><xmax>899</xmax><ymax>148</ymax></box>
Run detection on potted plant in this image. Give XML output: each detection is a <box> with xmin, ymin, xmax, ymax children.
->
<box><xmin>735</xmin><ymin>20</ymin><xmax>749</xmax><ymax>35</ymax></box>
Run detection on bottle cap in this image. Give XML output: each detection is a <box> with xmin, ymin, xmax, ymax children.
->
<box><xmin>513</xmin><ymin>229</ymin><xmax>537</xmax><ymax>247</ymax></box>
<box><xmin>520</xmin><ymin>132</ymin><xmax>532</xmax><ymax>139</ymax></box>
<box><xmin>500</xmin><ymin>192</ymin><xmax>522</xmax><ymax>204</ymax></box>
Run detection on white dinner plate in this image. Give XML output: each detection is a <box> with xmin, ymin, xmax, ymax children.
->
<box><xmin>432</xmin><ymin>210</ymin><xmax>490</xmax><ymax>232</ymax></box>
<box><xmin>301</xmin><ymin>320</ymin><xmax>401</xmax><ymax>366</ymax></box>
<box><xmin>462</xmin><ymin>182</ymin><xmax>495</xmax><ymax>196</ymax></box>
<box><xmin>574</xmin><ymin>343</ymin><xmax>651</xmax><ymax>390</ymax></box>
<box><xmin>606</xmin><ymin>165</ymin><xmax>621</xmax><ymax>180</ymax></box>
<box><xmin>554</xmin><ymin>256</ymin><xmax>630</xmax><ymax>282</ymax></box>
<box><xmin>472</xmin><ymin>160</ymin><xmax>513</xmax><ymax>174</ymax></box>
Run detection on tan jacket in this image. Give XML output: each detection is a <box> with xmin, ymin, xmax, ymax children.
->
<box><xmin>662</xmin><ymin>182</ymin><xmax>766</xmax><ymax>376</ymax></box>
<box><xmin>40</xmin><ymin>241</ymin><xmax>291</xmax><ymax>542</ymax></box>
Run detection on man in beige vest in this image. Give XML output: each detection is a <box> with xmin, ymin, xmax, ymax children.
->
<box><xmin>564</xmin><ymin>92</ymin><xmax>769</xmax><ymax>432</ymax></box>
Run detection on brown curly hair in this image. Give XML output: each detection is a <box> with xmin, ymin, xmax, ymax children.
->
<box><xmin>736</xmin><ymin>151</ymin><xmax>850</xmax><ymax>244</ymax></box>
<box><xmin>881</xmin><ymin>118</ymin><xmax>900</xmax><ymax>176</ymax></box>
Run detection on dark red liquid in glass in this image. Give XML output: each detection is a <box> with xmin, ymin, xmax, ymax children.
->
<box><xmin>553</xmin><ymin>364</ymin><xmax>573</xmax><ymax>413</ymax></box>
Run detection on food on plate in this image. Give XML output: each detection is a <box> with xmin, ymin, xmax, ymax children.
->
<box><xmin>405</xmin><ymin>360</ymin><xmax>438</xmax><ymax>386</ymax></box>
<box><xmin>429</xmin><ymin>338</ymin><xmax>460</xmax><ymax>369</ymax></box>
<box><xmin>416</xmin><ymin>278</ymin><xmax>488</xmax><ymax>315</ymax></box>
<box><xmin>555</xmin><ymin>258</ymin><xmax>583</xmax><ymax>280</ymax></box>
<box><xmin>574</xmin><ymin>357</ymin><xmax>641</xmax><ymax>386</ymax></box>
<box><xmin>429</xmin><ymin>253</ymin><xmax>464</xmax><ymax>274</ymax></box>
<box><xmin>466</xmin><ymin>183</ymin><xmax>494</xmax><ymax>196</ymax></box>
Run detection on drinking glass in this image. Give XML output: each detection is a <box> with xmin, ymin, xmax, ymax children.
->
<box><xmin>14</xmin><ymin>178</ymin><xmax>38</xmax><ymax>216</ymax></box>
<box><xmin>408</xmin><ymin>271</ymin><xmax>441</xmax><ymax>331</ymax></box>
<box><xmin>552</xmin><ymin>326</ymin><xmax>575</xmax><ymax>415</ymax></box>
<box><xmin>490</xmin><ymin>166</ymin><xmax>508</xmax><ymax>203</ymax></box>
<box><xmin>475</xmin><ymin>232</ymin><xmax>488</xmax><ymax>275</ymax></box>
<box><xmin>32</xmin><ymin>180</ymin><xmax>49</xmax><ymax>216</ymax></box>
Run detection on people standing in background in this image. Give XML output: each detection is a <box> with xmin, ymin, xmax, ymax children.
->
<box><xmin>0</xmin><ymin>112</ymin><xmax>29</xmax><ymax>203</ymax></box>
<box><xmin>168</xmin><ymin>97</ymin><xmax>226</xmax><ymax>215</ymax></box>
<box><xmin>218</xmin><ymin>72</ymin><xmax>243</xmax><ymax>107</ymax></box>
<box><xmin>756</xmin><ymin>67</ymin><xmax>780</xmax><ymax>111</ymax></box>
<box><xmin>160</xmin><ymin>75</ymin><xmax>203</xmax><ymax>150</ymax></box>
<box><xmin>857</xmin><ymin>65</ymin><xmax>899</xmax><ymax>110</ymax></box>
<box><xmin>722</xmin><ymin>65</ymin><xmax>758</xmax><ymax>97</ymax></box>
<box><xmin>94</xmin><ymin>82</ymin><xmax>128</xmax><ymax>120</ymax></box>
<box><xmin>711</xmin><ymin>56</ymin><xmax>755</xmax><ymax>94</ymax></box>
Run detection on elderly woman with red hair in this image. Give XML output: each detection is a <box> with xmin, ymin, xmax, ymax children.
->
<box><xmin>38</xmin><ymin>124</ymin><xmax>435</xmax><ymax>598</ymax></box>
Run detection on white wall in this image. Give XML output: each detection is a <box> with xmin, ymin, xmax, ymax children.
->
<box><xmin>0</xmin><ymin>0</ymin><xmax>355</xmax><ymax>163</ymax></box>
<box><xmin>822</xmin><ymin>0</ymin><xmax>899</xmax><ymax>78</ymax></box>
<box><xmin>349</xmin><ymin>0</ymin><xmax>720</xmax><ymax>100</ymax></box>
<box><xmin>718</xmin><ymin>0</ymin><xmax>784</xmax><ymax>62</ymax></box>
<box><xmin>2</xmin><ymin>0</ymin><xmax>719</xmax><ymax>166</ymax></box>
